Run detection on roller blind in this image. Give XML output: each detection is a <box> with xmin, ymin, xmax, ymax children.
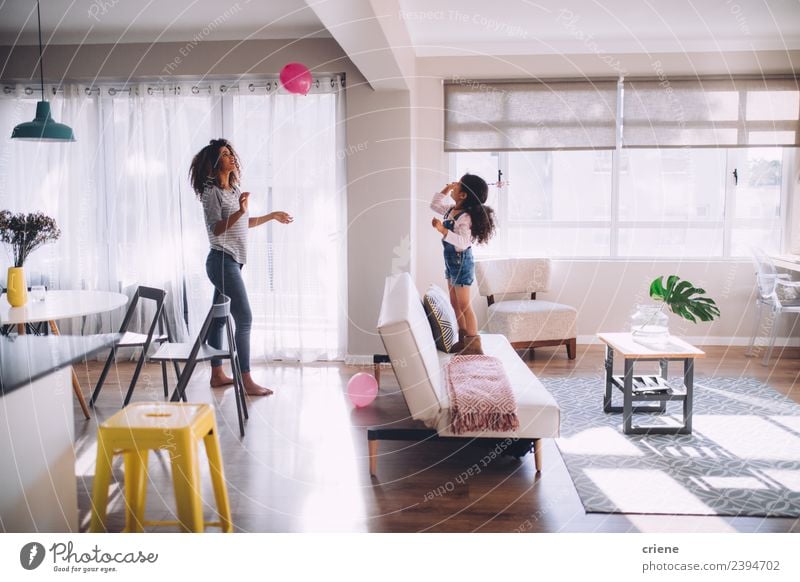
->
<box><xmin>623</xmin><ymin>77</ymin><xmax>800</xmax><ymax>147</ymax></box>
<box><xmin>444</xmin><ymin>79</ymin><xmax>618</xmax><ymax>151</ymax></box>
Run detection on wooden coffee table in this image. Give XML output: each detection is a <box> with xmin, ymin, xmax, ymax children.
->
<box><xmin>597</xmin><ymin>332</ymin><xmax>705</xmax><ymax>435</ymax></box>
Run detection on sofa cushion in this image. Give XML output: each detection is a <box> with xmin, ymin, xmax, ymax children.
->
<box><xmin>377</xmin><ymin>273</ymin><xmax>442</xmax><ymax>425</ymax></box>
<box><xmin>422</xmin><ymin>284</ymin><xmax>458</xmax><ymax>353</ymax></box>
<box><xmin>486</xmin><ymin>300</ymin><xmax>577</xmax><ymax>343</ymax></box>
<box><xmin>435</xmin><ymin>334</ymin><xmax>560</xmax><ymax>438</ymax></box>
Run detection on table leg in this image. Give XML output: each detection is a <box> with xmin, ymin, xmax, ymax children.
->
<box><xmin>656</xmin><ymin>359</ymin><xmax>668</xmax><ymax>413</ymax></box>
<box><xmin>683</xmin><ymin>358</ymin><xmax>694</xmax><ymax>434</ymax></box>
<box><xmin>623</xmin><ymin>358</ymin><xmax>634</xmax><ymax>433</ymax></box>
<box><xmin>603</xmin><ymin>345</ymin><xmax>614</xmax><ymax>413</ymax></box>
<box><xmin>49</xmin><ymin>320</ymin><xmax>91</xmax><ymax>420</ymax></box>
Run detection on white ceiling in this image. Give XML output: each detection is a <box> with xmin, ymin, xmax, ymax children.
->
<box><xmin>398</xmin><ymin>0</ymin><xmax>800</xmax><ymax>56</ymax></box>
<box><xmin>3</xmin><ymin>0</ymin><xmax>799</xmax><ymax>53</ymax></box>
<box><xmin>0</xmin><ymin>0</ymin><xmax>330</xmax><ymax>45</ymax></box>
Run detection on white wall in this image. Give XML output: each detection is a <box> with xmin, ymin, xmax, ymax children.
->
<box><xmin>413</xmin><ymin>51</ymin><xmax>800</xmax><ymax>347</ymax></box>
<box><xmin>345</xmin><ymin>86</ymin><xmax>413</xmax><ymax>354</ymax></box>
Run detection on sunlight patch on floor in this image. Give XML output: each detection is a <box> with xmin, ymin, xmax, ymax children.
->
<box><xmin>558</xmin><ymin>427</ymin><xmax>643</xmax><ymax>456</ymax></box>
<box><xmin>769</xmin><ymin>415</ymin><xmax>800</xmax><ymax>434</ymax></box>
<box><xmin>625</xmin><ymin>513</ymin><xmax>737</xmax><ymax>533</ymax></box>
<box><xmin>585</xmin><ymin>468</ymin><xmax>715</xmax><ymax>514</ymax></box>
<box><xmin>693</xmin><ymin>415</ymin><xmax>800</xmax><ymax>461</ymax></box>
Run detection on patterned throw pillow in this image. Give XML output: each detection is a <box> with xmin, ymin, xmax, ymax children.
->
<box><xmin>422</xmin><ymin>284</ymin><xmax>459</xmax><ymax>353</ymax></box>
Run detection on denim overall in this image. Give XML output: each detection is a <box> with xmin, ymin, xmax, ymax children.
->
<box><xmin>442</xmin><ymin>208</ymin><xmax>475</xmax><ymax>286</ymax></box>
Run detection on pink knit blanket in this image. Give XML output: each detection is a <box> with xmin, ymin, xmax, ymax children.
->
<box><xmin>446</xmin><ymin>355</ymin><xmax>519</xmax><ymax>434</ymax></box>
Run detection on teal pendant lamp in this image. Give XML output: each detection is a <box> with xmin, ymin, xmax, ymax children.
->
<box><xmin>11</xmin><ymin>1</ymin><xmax>75</xmax><ymax>142</ymax></box>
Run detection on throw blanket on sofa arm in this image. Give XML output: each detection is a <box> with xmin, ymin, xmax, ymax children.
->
<box><xmin>446</xmin><ymin>355</ymin><xmax>520</xmax><ymax>434</ymax></box>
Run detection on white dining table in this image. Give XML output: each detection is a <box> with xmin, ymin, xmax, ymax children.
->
<box><xmin>0</xmin><ymin>290</ymin><xmax>128</xmax><ymax>419</ymax></box>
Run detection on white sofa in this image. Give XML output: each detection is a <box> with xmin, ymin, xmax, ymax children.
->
<box><xmin>371</xmin><ymin>273</ymin><xmax>560</xmax><ymax>475</ymax></box>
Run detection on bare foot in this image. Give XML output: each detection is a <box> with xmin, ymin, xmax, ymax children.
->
<box><xmin>210</xmin><ymin>372</ymin><xmax>235</xmax><ymax>388</ymax></box>
<box><xmin>243</xmin><ymin>382</ymin><xmax>274</xmax><ymax>396</ymax></box>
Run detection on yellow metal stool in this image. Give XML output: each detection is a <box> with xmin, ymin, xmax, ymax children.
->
<box><xmin>89</xmin><ymin>402</ymin><xmax>233</xmax><ymax>533</ymax></box>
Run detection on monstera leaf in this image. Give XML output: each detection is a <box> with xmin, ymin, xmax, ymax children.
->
<box><xmin>649</xmin><ymin>275</ymin><xmax>721</xmax><ymax>323</ymax></box>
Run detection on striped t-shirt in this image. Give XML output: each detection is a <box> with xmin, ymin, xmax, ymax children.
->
<box><xmin>201</xmin><ymin>185</ymin><xmax>249</xmax><ymax>264</ymax></box>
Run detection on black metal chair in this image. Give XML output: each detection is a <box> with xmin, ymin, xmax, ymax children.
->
<box><xmin>149</xmin><ymin>296</ymin><xmax>249</xmax><ymax>437</ymax></box>
<box><xmin>90</xmin><ymin>286</ymin><xmax>181</xmax><ymax>408</ymax></box>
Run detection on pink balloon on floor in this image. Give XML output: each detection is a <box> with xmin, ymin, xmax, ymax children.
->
<box><xmin>347</xmin><ymin>373</ymin><xmax>378</xmax><ymax>408</ymax></box>
<box><xmin>279</xmin><ymin>62</ymin><xmax>313</xmax><ymax>95</ymax></box>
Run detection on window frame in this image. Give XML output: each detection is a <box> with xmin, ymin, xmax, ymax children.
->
<box><xmin>451</xmin><ymin>148</ymin><xmax>794</xmax><ymax>260</ymax></box>
<box><xmin>447</xmin><ymin>75</ymin><xmax>797</xmax><ymax>260</ymax></box>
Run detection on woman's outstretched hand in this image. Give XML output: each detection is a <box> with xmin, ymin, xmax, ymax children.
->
<box><xmin>271</xmin><ymin>211</ymin><xmax>294</xmax><ymax>224</ymax></box>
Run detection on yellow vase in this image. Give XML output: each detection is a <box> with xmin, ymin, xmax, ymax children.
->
<box><xmin>6</xmin><ymin>267</ymin><xmax>28</xmax><ymax>307</ymax></box>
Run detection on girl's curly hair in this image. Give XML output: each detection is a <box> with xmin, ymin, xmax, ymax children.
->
<box><xmin>459</xmin><ymin>173</ymin><xmax>496</xmax><ymax>245</ymax></box>
<box><xmin>189</xmin><ymin>138</ymin><xmax>241</xmax><ymax>197</ymax></box>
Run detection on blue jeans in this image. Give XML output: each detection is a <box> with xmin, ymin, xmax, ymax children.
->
<box><xmin>205</xmin><ymin>249</ymin><xmax>252</xmax><ymax>373</ymax></box>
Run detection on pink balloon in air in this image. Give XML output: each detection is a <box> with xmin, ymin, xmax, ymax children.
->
<box><xmin>347</xmin><ymin>373</ymin><xmax>379</xmax><ymax>408</ymax></box>
<box><xmin>279</xmin><ymin>62</ymin><xmax>313</xmax><ymax>95</ymax></box>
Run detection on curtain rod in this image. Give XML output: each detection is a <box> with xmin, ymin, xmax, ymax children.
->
<box><xmin>2</xmin><ymin>73</ymin><xmax>346</xmax><ymax>96</ymax></box>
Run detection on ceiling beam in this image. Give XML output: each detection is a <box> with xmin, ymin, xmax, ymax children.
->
<box><xmin>305</xmin><ymin>0</ymin><xmax>415</xmax><ymax>90</ymax></box>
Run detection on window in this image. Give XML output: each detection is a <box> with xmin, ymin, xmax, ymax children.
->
<box><xmin>451</xmin><ymin>147</ymin><xmax>791</xmax><ymax>258</ymax></box>
<box><xmin>446</xmin><ymin>76</ymin><xmax>797</xmax><ymax>259</ymax></box>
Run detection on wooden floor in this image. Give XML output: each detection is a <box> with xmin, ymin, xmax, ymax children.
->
<box><xmin>73</xmin><ymin>344</ymin><xmax>800</xmax><ymax>533</ymax></box>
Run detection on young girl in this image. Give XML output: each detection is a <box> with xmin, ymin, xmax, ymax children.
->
<box><xmin>190</xmin><ymin>138</ymin><xmax>293</xmax><ymax>396</ymax></box>
<box><xmin>431</xmin><ymin>173</ymin><xmax>496</xmax><ymax>355</ymax></box>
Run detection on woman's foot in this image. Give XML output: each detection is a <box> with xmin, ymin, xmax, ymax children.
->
<box><xmin>210</xmin><ymin>368</ymin><xmax>235</xmax><ymax>388</ymax></box>
<box><xmin>242</xmin><ymin>373</ymin><xmax>274</xmax><ymax>396</ymax></box>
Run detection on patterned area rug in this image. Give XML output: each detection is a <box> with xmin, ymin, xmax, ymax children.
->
<box><xmin>542</xmin><ymin>376</ymin><xmax>800</xmax><ymax>517</ymax></box>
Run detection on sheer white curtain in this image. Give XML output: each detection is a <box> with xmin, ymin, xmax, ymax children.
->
<box><xmin>230</xmin><ymin>79</ymin><xmax>347</xmax><ymax>362</ymax></box>
<box><xmin>0</xmin><ymin>83</ymin><xmax>215</xmax><ymax>338</ymax></box>
<box><xmin>0</xmin><ymin>79</ymin><xmax>347</xmax><ymax>361</ymax></box>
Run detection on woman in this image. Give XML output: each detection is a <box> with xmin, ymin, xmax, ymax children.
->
<box><xmin>189</xmin><ymin>138</ymin><xmax>293</xmax><ymax>396</ymax></box>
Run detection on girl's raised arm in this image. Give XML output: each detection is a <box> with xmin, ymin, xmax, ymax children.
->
<box><xmin>430</xmin><ymin>183</ymin><xmax>455</xmax><ymax>214</ymax></box>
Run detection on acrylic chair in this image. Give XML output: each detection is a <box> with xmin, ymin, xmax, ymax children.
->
<box><xmin>149</xmin><ymin>296</ymin><xmax>249</xmax><ymax>437</ymax></box>
<box><xmin>748</xmin><ymin>250</ymin><xmax>800</xmax><ymax>365</ymax></box>
<box><xmin>90</xmin><ymin>286</ymin><xmax>181</xmax><ymax>408</ymax></box>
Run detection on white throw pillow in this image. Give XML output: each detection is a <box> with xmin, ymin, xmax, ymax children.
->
<box><xmin>422</xmin><ymin>284</ymin><xmax>459</xmax><ymax>353</ymax></box>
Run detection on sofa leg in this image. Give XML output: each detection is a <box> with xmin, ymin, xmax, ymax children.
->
<box><xmin>534</xmin><ymin>439</ymin><xmax>543</xmax><ymax>472</ymax></box>
<box><xmin>566</xmin><ymin>338</ymin><xmax>576</xmax><ymax>360</ymax></box>
<box><xmin>368</xmin><ymin>439</ymin><xmax>379</xmax><ymax>476</ymax></box>
<box><xmin>372</xmin><ymin>354</ymin><xmax>390</xmax><ymax>388</ymax></box>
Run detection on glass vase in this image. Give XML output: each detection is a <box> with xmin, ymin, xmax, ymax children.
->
<box><xmin>630</xmin><ymin>303</ymin><xmax>669</xmax><ymax>346</ymax></box>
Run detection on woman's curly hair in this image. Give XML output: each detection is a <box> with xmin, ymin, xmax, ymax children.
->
<box><xmin>459</xmin><ymin>173</ymin><xmax>496</xmax><ymax>245</ymax></box>
<box><xmin>189</xmin><ymin>138</ymin><xmax>241</xmax><ymax>197</ymax></box>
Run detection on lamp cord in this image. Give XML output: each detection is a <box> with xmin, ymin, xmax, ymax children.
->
<box><xmin>37</xmin><ymin>0</ymin><xmax>44</xmax><ymax>99</ymax></box>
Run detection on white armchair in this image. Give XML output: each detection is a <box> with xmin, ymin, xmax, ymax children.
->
<box><xmin>475</xmin><ymin>258</ymin><xmax>577</xmax><ymax>360</ymax></box>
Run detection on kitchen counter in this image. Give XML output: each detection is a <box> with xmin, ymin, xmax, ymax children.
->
<box><xmin>0</xmin><ymin>333</ymin><xmax>120</xmax><ymax>532</ymax></box>
<box><xmin>0</xmin><ymin>333</ymin><xmax>119</xmax><ymax>396</ymax></box>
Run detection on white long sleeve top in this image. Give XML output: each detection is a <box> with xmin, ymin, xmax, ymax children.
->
<box><xmin>430</xmin><ymin>191</ymin><xmax>473</xmax><ymax>252</ymax></box>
